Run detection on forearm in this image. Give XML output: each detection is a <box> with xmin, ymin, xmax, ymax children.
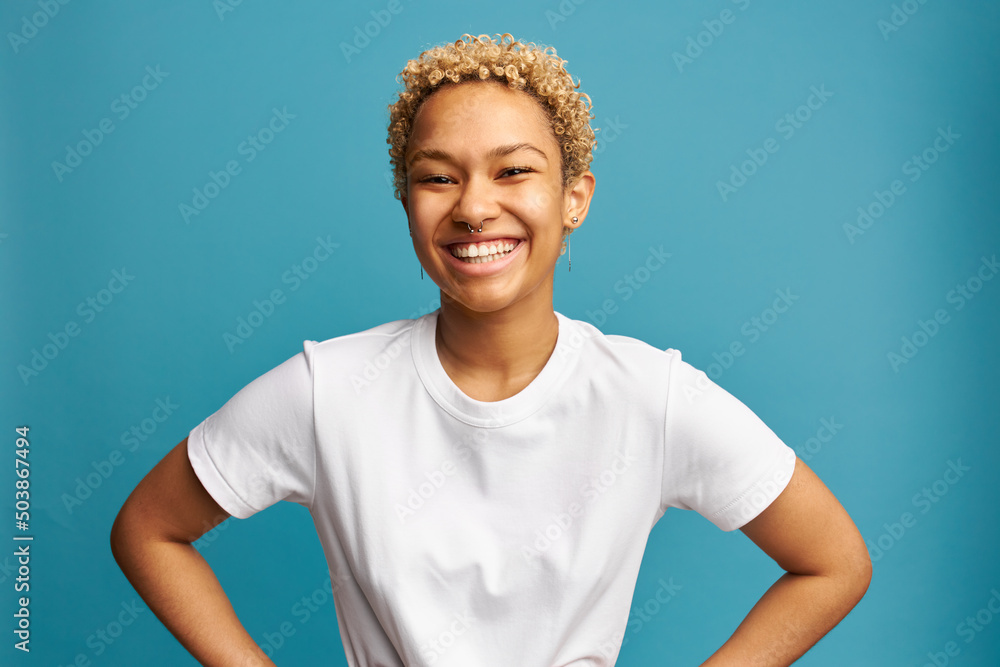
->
<box><xmin>112</xmin><ymin>535</ymin><xmax>275</xmax><ymax>667</ymax></box>
<box><xmin>700</xmin><ymin>570</ymin><xmax>867</xmax><ymax>666</ymax></box>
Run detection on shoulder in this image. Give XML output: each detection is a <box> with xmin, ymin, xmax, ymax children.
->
<box><xmin>304</xmin><ymin>316</ymin><xmax>420</xmax><ymax>361</ymax></box>
<box><xmin>556</xmin><ymin>312</ymin><xmax>684</xmax><ymax>366</ymax></box>
<box><xmin>554</xmin><ymin>313</ymin><xmax>689</xmax><ymax>393</ymax></box>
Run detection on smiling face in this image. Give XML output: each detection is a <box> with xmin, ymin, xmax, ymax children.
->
<box><xmin>401</xmin><ymin>81</ymin><xmax>593</xmax><ymax>315</ymax></box>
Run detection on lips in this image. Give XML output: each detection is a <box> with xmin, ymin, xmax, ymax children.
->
<box><xmin>449</xmin><ymin>239</ymin><xmax>520</xmax><ymax>263</ymax></box>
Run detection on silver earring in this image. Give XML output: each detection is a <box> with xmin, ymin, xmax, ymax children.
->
<box><xmin>466</xmin><ymin>221</ymin><xmax>484</xmax><ymax>233</ymax></box>
<box><xmin>569</xmin><ymin>217</ymin><xmax>578</xmax><ymax>272</ymax></box>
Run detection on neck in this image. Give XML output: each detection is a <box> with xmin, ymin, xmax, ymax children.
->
<box><xmin>434</xmin><ymin>281</ymin><xmax>559</xmax><ymax>402</ymax></box>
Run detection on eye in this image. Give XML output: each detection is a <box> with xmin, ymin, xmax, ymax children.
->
<box><xmin>417</xmin><ymin>174</ymin><xmax>453</xmax><ymax>184</ymax></box>
<box><xmin>501</xmin><ymin>165</ymin><xmax>535</xmax><ymax>178</ymax></box>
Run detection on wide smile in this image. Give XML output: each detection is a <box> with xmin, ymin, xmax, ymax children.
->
<box><xmin>450</xmin><ymin>239</ymin><xmax>519</xmax><ymax>263</ymax></box>
<box><xmin>441</xmin><ymin>238</ymin><xmax>524</xmax><ymax>275</ymax></box>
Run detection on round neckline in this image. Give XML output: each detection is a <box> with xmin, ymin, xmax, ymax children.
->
<box><xmin>411</xmin><ymin>310</ymin><xmax>579</xmax><ymax>427</ymax></box>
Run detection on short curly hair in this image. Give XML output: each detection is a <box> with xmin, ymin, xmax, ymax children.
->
<box><xmin>386</xmin><ymin>33</ymin><xmax>596</xmax><ymax>202</ymax></box>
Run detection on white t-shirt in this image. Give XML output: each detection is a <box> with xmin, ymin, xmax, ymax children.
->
<box><xmin>188</xmin><ymin>310</ymin><xmax>796</xmax><ymax>666</ymax></box>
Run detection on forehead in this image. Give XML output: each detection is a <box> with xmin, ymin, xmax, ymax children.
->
<box><xmin>408</xmin><ymin>82</ymin><xmax>555</xmax><ymax>154</ymax></box>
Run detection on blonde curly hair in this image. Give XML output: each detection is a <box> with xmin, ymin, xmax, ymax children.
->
<box><xmin>386</xmin><ymin>33</ymin><xmax>596</xmax><ymax>203</ymax></box>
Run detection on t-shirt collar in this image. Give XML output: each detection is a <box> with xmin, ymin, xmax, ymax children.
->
<box><xmin>410</xmin><ymin>309</ymin><xmax>579</xmax><ymax>427</ymax></box>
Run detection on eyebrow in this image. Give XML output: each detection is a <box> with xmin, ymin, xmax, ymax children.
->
<box><xmin>407</xmin><ymin>142</ymin><xmax>549</xmax><ymax>167</ymax></box>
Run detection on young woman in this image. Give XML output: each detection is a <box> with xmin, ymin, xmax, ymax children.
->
<box><xmin>111</xmin><ymin>33</ymin><xmax>871</xmax><ymax>666</ymax></box>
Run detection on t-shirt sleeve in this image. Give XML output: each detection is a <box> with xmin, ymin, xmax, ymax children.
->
<box><xmin>187</xmin><ymin>342</ymin><xmax>317</xmax><ymax>519</ymax></box>
<box><xmin>660</xmin><ymin>350</ymin><xmax>797</xmax><ymax>531</ymax></box>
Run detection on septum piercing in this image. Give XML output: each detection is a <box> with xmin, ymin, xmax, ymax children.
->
<box><xmin>465</xmin><ymin>221</ymin><xmax>484</xmax><ymax>233</ymax></box>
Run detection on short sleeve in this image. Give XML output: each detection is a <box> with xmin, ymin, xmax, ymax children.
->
<box><xmin>187</xmin><ymin>342</ymin><xmax>317</xmax><ymax>519</ymax></box>
<box><xmin>660</xmin><ymin>350</ymin><xmax>797</xmax><ymax>531</ymax></box>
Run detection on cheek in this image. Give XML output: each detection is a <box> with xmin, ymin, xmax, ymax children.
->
<box><xmin>520</xmin><ymin>188</ymin><xmax>560</xmax><ymax>217</ymax></box>
<box><xmin>409</xmin><ymin>197</ymin><xmax>448</xmax><ymax>231</ymax></box>
<box><xmin>506</xmin><ymin>184</ymin><xmax>564</xmax><ymax>238</ymax></box>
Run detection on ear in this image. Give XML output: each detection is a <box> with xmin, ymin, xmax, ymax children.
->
<box><xmin>564</xmin><ymin>170</ymin><xmax>596</xmax><ymax>230</ymax></box>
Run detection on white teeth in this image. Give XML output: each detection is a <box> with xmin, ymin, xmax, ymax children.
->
<box><xmin>451</xmin><ymin>241</ymin><xmax>517</xmax><ymax>262</ymax></box>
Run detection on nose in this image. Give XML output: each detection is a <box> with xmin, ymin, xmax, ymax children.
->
<box><xmin>451</xmin><ymin>174</ymin><xmax>501</xmax><ymax>233</ymax></box>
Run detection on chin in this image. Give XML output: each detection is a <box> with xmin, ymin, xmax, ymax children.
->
<box><xmin>435</xmin><ymin>282</ymin><xmax>515</xmax><ymax>313</ymax></box>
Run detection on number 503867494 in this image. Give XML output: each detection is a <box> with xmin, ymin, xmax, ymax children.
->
<box><xmin>15</xmin><ymin>426</ymin><xmax>30</xmax><ymax>531</ymax></box>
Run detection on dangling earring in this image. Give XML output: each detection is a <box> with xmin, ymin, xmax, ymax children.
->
<box><xmin>569</xmin><ymin>217</ymin><xmax>578</xmax><ymax>272</ymax></box>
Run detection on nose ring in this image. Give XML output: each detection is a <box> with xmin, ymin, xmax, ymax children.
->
<box><xmin>465</xmin><ymin>221</ymin><xmax>484</xmax><ymax>233</ymax></box>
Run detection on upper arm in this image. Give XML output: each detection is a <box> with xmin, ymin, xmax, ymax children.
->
<box><xmin>740</xmin><ymin>457</ymin><xmax>872</xmax><ymax>584</ymax></box>
<box><xmin>661</xmin><ymin>352</ymin><xmax>799</xmax><ymax>531</ymax></box>
<box><xmin>111</xmin><ymin>438</ymin><xmax>229</xmax><ymax>551</ymax></box>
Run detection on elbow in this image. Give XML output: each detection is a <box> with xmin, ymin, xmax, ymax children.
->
<box><xmin>109</xmin><ymin>501</ymin><xmax>139</xmax><ymax>568</ymax></box>
<box><xmin>854</xmin><ymin>547</ymin><xmax>873</xmax><ymax>603</ymax></box>
<box><xmin>109</xmin><ymin>507</ymin><xmax>127</xmax><ymax>566</ymax></box>
<box><xmin>839</xmin><ymin>539</ymin><xmax>873</xmax><ymax>609</ymax></box>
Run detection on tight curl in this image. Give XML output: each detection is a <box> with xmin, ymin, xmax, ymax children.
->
<box><xmin>386</xmin><ymin>33</ymin><xmax>596</xmax><ymax>203</ymax></box>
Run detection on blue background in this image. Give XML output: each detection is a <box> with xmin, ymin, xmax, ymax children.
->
<box><xmin>3</xmin><ymin>0</ymin><xmax>999</xmax><ymax>665</ymax></box>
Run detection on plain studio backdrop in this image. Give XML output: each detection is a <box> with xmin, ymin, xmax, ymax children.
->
<box><xmin>2</xmin><ymin>1</ymin><xmax>998</xmax><ymax>665</ymax></box>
